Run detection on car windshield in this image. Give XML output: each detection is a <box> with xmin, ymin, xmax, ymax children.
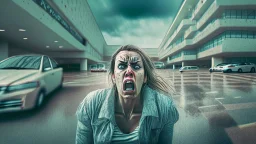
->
<box><xmin>90</xmin><ymin>65</ymin><xmax>97</xmax><ymax>69</ymax></box>
<box><xmin>0</xmin><ymin>55</ymin><xmax>41</xmax><ymax>69</ymax></box>
<box><xmin>97</xmin><ymin>64</ymin><xmax>105</xmax><ymax>69</ymax></box>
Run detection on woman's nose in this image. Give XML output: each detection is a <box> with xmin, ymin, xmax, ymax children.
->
<box><xmin>125</xmin><ymin>66</ymin><xmax>134</xmax><ymax>77</ymax></box>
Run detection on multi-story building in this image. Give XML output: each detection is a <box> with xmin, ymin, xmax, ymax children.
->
<box><xmin>158</xmin><ymin>0</ymin><xmax>256</xmax><ymax>69</ymax></box>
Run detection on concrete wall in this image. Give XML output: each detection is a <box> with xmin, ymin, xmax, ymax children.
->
<box><xmin>0</xmin><ymin>41</ymin><xmax>8</xmax><ymax>61</ymax></box>
<box><xmin>12</xmin><ymin>0</ymin><xmax>86</xmax><ymax>52</ymax></box>
<box><xmin>222</xmin><ymin>39</ymin><xmax>256</xmax><ymax>52</ymax></box>
<box><xmin>8</xmin><ymin>44</ymin><xmax>38</xmax><ymax>56</ymax></box>
<box><xmin>0</xmin><ymin>41</ymin><xmax>37</xmax><ymax>61</ymax></box>
<box><xmin>211</xmin><ymin>57</ymin><xmax>223</xmax><ymax>68</ymax></box>
<box><xmin>52</xmin><ymin>0</ymin><xmax>106</xmax><ymax>54</ymax></box>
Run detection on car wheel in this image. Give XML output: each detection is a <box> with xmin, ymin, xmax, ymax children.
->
<box><xmin>227</xmin><ymin>69</ymin><xmax>232</xmax><ymax>73</ymax></box>
<box><xmin>238</xmin><ymin>69</ymin><xmax>242</xmax><ymax>73</ymax></box>
<box><xmin>251</xmin><ymin>67</ymin><xmax>255</xmax><ymax>73</ymax></box>
<box><xmin>209</xmin><ymin>69</ymin><xmax>212</xmax><ymax>73</ymax></box>
<box><xmin>36</xmin><ymin>91</ymin><xmax>45</xmax><ymax>108</ymax></box>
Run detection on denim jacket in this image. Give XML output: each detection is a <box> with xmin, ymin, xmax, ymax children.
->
<box><xmin>76</xmin><ymin>85</ymin><xmax>179</xmax><ymax>144</ymax></box>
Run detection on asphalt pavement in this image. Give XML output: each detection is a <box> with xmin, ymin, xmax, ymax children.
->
<box><xmin>0</xmin><ymin>69</ymin><xmax>256</xmax><ymax>144</ymax></box>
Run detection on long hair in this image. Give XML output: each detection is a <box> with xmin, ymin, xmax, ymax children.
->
<box><xmin>108</xmin><ymin>44</ymin><xmax>174</xmax><ymax>96</ymax></box>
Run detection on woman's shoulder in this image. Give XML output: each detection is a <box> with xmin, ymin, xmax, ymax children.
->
<box><xmin>82</xmin><ymin>88</ymin><xmax>112</xmax><ymax>105</ymax></box>
<box><xmin>154</xmin><ymin>90</ymin><xmax>179</xmax><ymax>123</ymax></box>
<box><xmin>151</xmin><ymin>89</ymin><xmax>174</xmax><ymax>106</ymax></box>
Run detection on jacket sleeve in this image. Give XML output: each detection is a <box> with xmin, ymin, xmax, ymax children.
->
<box><xmin>158</xmin><ymin>103</ymin><xmax>179</xmax><ymax>144</ymax></box>
<box><xmin>75</xmin><ymin>97</ymin><xmax>93</xmax><ymax>144</ymax></box>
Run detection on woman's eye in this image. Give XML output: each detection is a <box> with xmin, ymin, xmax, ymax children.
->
<box><xmin>133</xmin><ymin>65</ymin><xmax>141</xmax><ymax>70</ymax></box>
<box><xmin>118</xmin><ymin>64</ymin><xmax>127</xmax><ymax>70</ymax></box>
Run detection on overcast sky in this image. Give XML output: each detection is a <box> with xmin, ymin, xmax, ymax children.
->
<box><xmin>87</xmin><ymin>0</ymin><xmax>183</xmax><ymax>48</ymax></box>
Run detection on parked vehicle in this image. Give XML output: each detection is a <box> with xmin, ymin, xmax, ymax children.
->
<box><xmin>0</xmin><ymin>55</ymin><xmax>63</xmax><ymax>113</ymax></box>
<box><xmin>153</xmin><ymin>61</ymin><xmax>165</xmax><ymax>69</ymax></box>
<box><xmin>179</xmin><ymin>66</ymin><xmax>199</xmax><ymax>72</ymax></box>
<box><xmin>222</xmin><ymin>62</ymin><xmax>256</xmax><ymax>73</ymax></box>
<box><xmin>209</xmin><ymin>63</ymin><xmax>229</xmax><ymax>72</ymax></box>
<box><xmin>90</xmin><ymin>63</ymin><xmax>107</xmax><ymax>72</ymax></box>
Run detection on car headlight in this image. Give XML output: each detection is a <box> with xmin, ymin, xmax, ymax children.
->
<box><xmin>6</xmin><ymin>81</ymin><xmax>40</xmax><ymax>92</ymax></box>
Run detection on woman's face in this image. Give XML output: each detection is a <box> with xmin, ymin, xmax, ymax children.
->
<box><xmin>113</xmin><ymin>50</ymin><xmax>146</xmax><ymax>99</ymax></box>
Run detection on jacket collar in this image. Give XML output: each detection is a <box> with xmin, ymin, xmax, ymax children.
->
<box><xmin>98</xmin><ymin>85</ymin><xmax>159</xmax><ymax>122</ymax></box>
<box><xmin>98</xmin><ymin>88</ymin><xmax>115</xmax><ymax>122</ymax></box>
<box><xmin>141</xmin><ymin>85</ymin><xmax>159</xmax><ymax>118</ymax></box>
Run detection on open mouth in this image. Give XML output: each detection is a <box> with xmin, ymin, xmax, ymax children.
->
<box><xmin>123</xmin><ymin>80</ymin><xmax>135</xmax><ymax>93</ymax></box>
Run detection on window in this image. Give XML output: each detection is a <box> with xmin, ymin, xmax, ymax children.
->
<box><xmin>50</xmin><ymin>58</ymin><xmax>58</xmax><ymax>69</ymax></box>
<box><xmin>247</xmin><ymin>10</ymin><xmax>255</xmax><ymax>19</ymax></box>
<box><xmin>242</xmin><ymin>10</ymin><xmax>247</xmax><ymax>19</ymax></box>
<box><xmin>0</xmin><ymin>56</ymin><xmax>41</xmax><ymax>69</ymax></box>
<box><xmin>248</xmin><ymin>31</ymin><xmax>254</xmax><ymax>39</ymax></box>
<box><xmin>230</xmin><ymin>10</ymin><xmax>236</xmax><ymax>19</ymax></box>
<box><xmin>223</xmin><ymin>9</ymin><xmax>256</xmax><ymax>19</ymax></box>
<box><xmin>225</xmin><ymin>10</ymin><xmax>231</xmax><ymax>19</ymax></box>
<box><xmin>242</xmin><ymin>31</ymin><xmax>248</xmax><ymax>39</ymax></box>
<box><xmin>231</xmin><ymin>31</ymin><xmax>237</xmax><ymax>38</ymax></box>
<box><xmin>236</xmin><ymin>10</ymin><xmax>242</xmax><ymax>19</ymax></box>
<box><xmin>43</xmin><ymin>56</ymin><xmax>52</xmax><ymax>70</ymax></box>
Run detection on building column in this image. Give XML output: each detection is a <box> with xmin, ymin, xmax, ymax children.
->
<box><xmin>211</xmin><ymin>57</ymin><xmax>223</xmax><ymax>68</ymax></box>
<box><xmin>0</xmin><ymin>41</ymin><xmax>9</xmax><ymax>61</ymax></box>
<box><xmin>80</xmin><ymin>58</ymin><xmax>88</xmax><ymax>71</ymax></box>
<box><xmin>173</xmin><ymin>64</ymin><xmax>175</xmax><ymax>70</ymax></box>
<box><xmin>182</xmin><ymin>61</ymin><xmax>187</xmax><ymax>67</ymax></box>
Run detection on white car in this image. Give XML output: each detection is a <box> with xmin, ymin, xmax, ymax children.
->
<box><xmin>222</xmin><ymin>62</ymin><xmax>256</xmax><ymax>73</ymax></box>
<box><xmin>90</xmin><ymin>63</ymin><xmax>107</xmax><ymax>72</ymax></box>
<box><xmin>179</xmin><ymin>66</ymin><xmax>199</xmax><ymax>72</ymax></box>
<box><xmin>153</xmin><ymin>61</ymin><xmax>165</xmax><ymax>69</ymax></box>
<box><xmin>0</xmin><ymin>55</ymin><xmax>63</xmax><ymax>113</ymax></box>
<box><xmin>209</xmin><ymin>63</ymin><xmax>229</xmax><ymax>72</ymax></box>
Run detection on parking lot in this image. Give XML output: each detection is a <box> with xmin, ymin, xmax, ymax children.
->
<box><xmin>0</xmin><ymin>69</ymin><xmax>256</xmax><ymax>144</ymax></box>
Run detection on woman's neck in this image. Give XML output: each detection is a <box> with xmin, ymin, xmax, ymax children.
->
<box><xmin>115</xmin><ymin>94</ymin><xmax>142</xmax><ymax>120</ymax></box>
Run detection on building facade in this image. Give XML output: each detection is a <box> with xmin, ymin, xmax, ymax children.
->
<box><xmin>158</xmin><ymin>0</ymin><xmax>256</xmax><ymax>69</ymax></box>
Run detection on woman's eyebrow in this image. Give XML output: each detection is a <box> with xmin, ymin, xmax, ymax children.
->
<box><xmin>129</xmin><ymin>56</ymin><xmax>140</xmax><ymax>63</ymax></box>
<box><xmin>118</xmin><ymin>60</ymin><xmax>128</xmax><ymax>64</ymax></box>
<box><xmin>130</xmin><ymin>61</ymin><xmax>141</xmax><ymax>64</ymax></box>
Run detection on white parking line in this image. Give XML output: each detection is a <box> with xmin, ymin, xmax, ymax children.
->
<box><xmin>198</xmin><ymin>105</ymin><xmax>218</xmax><ymax>109</ymax></box>
<box><xmin>215</xmin><ymin>97</ymin><xmax>225</xmax><ymax>100</ymax></box>
<box><xmin>63</xmin><ymin>82</ymin><xmax>78</xmax><ymax>84</ymax></box>
<box><xmin>223</xmin><ymin>102</ymin><xmax>256</xmax><ymax>111</ymax></box>
<box><xmin>205</xmin><ymin>91</ymin><xmax>218</xmax><ymax>94</ymax></box>
<box><xmin>234</xmin><ymin>96</ymin><xmax>242</xmax><ymax>99</ymax></box>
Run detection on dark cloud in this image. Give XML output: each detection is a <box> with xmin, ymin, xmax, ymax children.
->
<box><xmin>88</xmin><ymin>0</ymin><xmax>183</xmax><ymax>33</ymax></box>
<box><xmin>87</xmin><ymin>0</ymin><xmax>183</xmax><ymax>44</ymax></box>
<box><xmin>109</xmin><ymin>0</ymin><xmax>183</xmax><ymax>19</ymax></box>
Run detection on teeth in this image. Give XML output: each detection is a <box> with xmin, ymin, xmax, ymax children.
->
<box><xmin>126</xmin><ymin>81</ymin><xmax>132</xmax><ymax>83</ymax></box>
<box><xmin>124</xmin><ymin>80</ymin><xmax>134</xmax><ymax>91</ymax></box>
<box><xmin>126</xmin><ymin>88</ymin><xmax>133</xmax><ymax>91</ymax></box>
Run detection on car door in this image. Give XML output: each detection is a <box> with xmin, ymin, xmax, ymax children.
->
<box><xmin>239</xmin><ymin>63</ymin><xmax>247</xmax><ymax>72</ymax></box>
<box><xmin>42</xmin><ymin>56</ymin><xmax>54</xmax><ymax>94</ymax></box>
<box><xmin>245</xmin><ymin>63</ymin><xmax>251</xmax><ymax>72</ymax></box>
<box><xmin>49</xmin><ymin>57</ymin><xmax>62</xmax><ymax>89</ymax></box>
